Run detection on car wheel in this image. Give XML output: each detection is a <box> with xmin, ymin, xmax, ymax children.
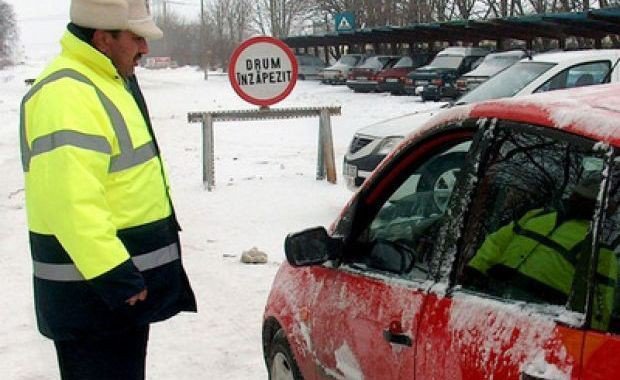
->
<box><xmin>268</xmin><ymin>329</ymin><xmax>303</xmax><ymax>380</ymax></box>
<box><xmin>299</xmin><ymin>74</ymin><xmax>306</xmax><ymax>80</ymax></box>
<box><xmin>417</xmin><ymin>152</ymin><xmax>465</xmax><ymax>212</ymax></box>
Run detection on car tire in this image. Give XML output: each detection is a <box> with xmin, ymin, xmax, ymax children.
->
<box><xmin>267</xmin><ymin>329</ymin><xmax>303</xmax><ymax>380</ymax></box>
<box><xmin>417</xmin><ymin>151</ymin><xmax>466</xmax><ymax>211</ymax></box>
<box><xmin>299</xmin><ymin>74</ymin><xmax>306</xmax><ymax>80</ymax></box>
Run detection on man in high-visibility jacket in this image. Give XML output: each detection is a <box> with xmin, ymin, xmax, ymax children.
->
<box><xmin>20</xmin><ymin>1</ymin><xmax>196</xmax><ymax>379</ymax></box>
<box><xmin>466</xmin><ymin>173</ymin><xmax>617</xmax><ymax>330</ymax></box>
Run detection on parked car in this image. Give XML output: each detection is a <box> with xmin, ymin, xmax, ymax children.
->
<box><xmin>344</xmin><ymin>49</ymin><xmax>620</xmax><ymax>191</ymax></box>
<box><xmin>346</xmin><ymin>55</ymin><xmax>401</xmax><ymax>92</ymax></box>
<box><xmin>263</xmin><ymin>83</ymin><xmax>620</xmax><ymax>380</ymax></box>
<box><xmin>376</xmin><ymin>53</ymin><xmax>435</xmax><ymax>94</ymax></box>
<box><xmin>295</xmin><ymin>54</ymin><xmax>326</xmax><ymax>80</ymax></box>
<box><xmin>404</xmin><ymin>46</ymin><xmax>489</xmax><ymax>100</ymax></box>
<box><xmin>319</xmin><ymin>54</ymin><xmax>366</xmax><ymax>84</ymax></box>
<box><xmin>454</xmin><ymin>50</ymin><xmax>528</xmax><ymax>95</ymax></box>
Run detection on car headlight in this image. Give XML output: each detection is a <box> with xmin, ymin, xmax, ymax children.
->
<box><xmin>377</xmin><ymin>137</ymin><xmax>404</xmax><ymax>155</ymax></box>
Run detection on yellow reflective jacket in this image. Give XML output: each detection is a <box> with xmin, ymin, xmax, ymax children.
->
<box><xmin>21</xmin><ymin>30</ymin><xmax>196</xmax><ymax>339</ymax></box>
<box><xmin>468</xmin><ymin>209</ymin><xmax>616</xmax><ymax>330</ymax></box>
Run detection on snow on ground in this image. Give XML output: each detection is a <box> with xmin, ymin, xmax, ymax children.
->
<box><xmin>0</xmin><ymin>60</ymin><xmax>438</xmax><ymax>379</ymax></box>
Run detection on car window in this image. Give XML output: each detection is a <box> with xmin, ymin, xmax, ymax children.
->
<box><xmin>358</xmin><ymin>57</ymin><xmax>385</xmax><ymax>69</ymax></box>
<box><xmin>535</xmin><ymin>61</ymin><xmax>611</xmax><ymax>93</ymax></box>
<box><xmin>462</xmin><ymin>56</ymin><xmax>484</xmax><ymax>72</ymax></box>
<box><xmin>297</xmin><ymin>55</ymin><xmax>321</xmax><ymax>66</ymax></box>
<box><xmin>309</xmin><ymin>56</ymin><xmax>324</xmax><ymax>67</ymax></box>
<box><xmin>457</xmin><ymin>61</ymin><xmax>555</xmax><ymax>104</ymax></box>
<box><xmin>394</xmin><ymin>56</ymin><xmax>414</xmax><ymax>68</ymax></box>
<box><xmin>595</xmin><ymin>156</ymin><xmax>620</xmax><ymax>333</ymax></box>
<box><xmin>465</xmin><ymin>54</ymin><xmax>523</xmax><ymax>77</ymax></box>
<box><xmin>348</xmin><ymin>140</ymin><xmax>472</xmax><ymax>281</ymax></box>
<box><xmin>339</xmin><ymin>55</ymin><xmax>361</xmax><ymax>66</ymax></box>
<box><xmin>455</xmin><ymin>124</ymin><xmax>611</xmax><ymax>322</ymax></box>
<box><xmin>428</xmin><ymin>55</ymin><xmax>464</xmax><ymax>69</ymax></box>
<box><xmin>384</xmin><ymin>57</ymin><xmax>401</xmax><ymax>69</ymax></box>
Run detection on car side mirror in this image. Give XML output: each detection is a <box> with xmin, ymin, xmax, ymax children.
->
<box><xmin>284</xmin><ymin>226</ymin><xmax>342</xmax><ymax>267</ymax></box>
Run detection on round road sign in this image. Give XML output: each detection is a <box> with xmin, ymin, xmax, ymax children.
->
<box><xmin>228</xmin><ymin>36</ymin><xmax>298</xmax><ymax>107</ymax></box>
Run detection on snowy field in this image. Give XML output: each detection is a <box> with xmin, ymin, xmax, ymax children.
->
<box><xmin>0</xmin><ymin>61</ymin><xmax>441</xmax><ymax>379</ymax></box>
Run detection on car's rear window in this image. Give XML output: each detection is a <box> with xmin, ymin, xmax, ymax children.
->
<box><xmin>393</xmin><ymin>56</ymin><xmax>414</xmax><ymax>68</ymax></box>
<box><xmin>457</xmin><ymin>61</ymin><xmax>555</xmax><ymax>104</ymax></box>
<box><xmin>427</xmin><ymin>55</ymin><xmax>465</xmax><ymax>69</ymax></box>
<box><xmin>358</xmin><ymin>57</ymin><xmax>387</xmax><ymax>69</ymax></box>
<box><xmin>339</xmin><ymin>55</ymin><xmax>361</xmax><ymax>66</ymax></box>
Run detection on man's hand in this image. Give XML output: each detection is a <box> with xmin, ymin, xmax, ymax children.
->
<box><xmin>126</xmin><ymin>289</ymin><xmax>148</xmax><ymax>306</ymax></box>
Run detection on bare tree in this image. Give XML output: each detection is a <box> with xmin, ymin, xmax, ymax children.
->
<box><xmin>453</xmin><ymin>0</ymin><xmax>482</xmax><ymax>18</ymax></box>
<box><xmin>149</xmin><ymin>11</ymin><xmax>201</xmax><ymax>66</ymax></box>
<box><xmin>204</xmin><ymin>0</ymin><xmax>254</xmax><ymax>69</ymax></box>
<box><xmin>254</xmin><ymin>0</ymin><xmax>317</xmax><ymax>38</ymax></box>
<box><xmin>0</xmin><ymin>0</ymin><xmax>18</xmax><ymax>68</ymax></box>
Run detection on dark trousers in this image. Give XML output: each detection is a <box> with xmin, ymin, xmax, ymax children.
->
<box><xmin>54</xmin><ymin>325</ymin><xmax>150</xmax><ymax>380</ymax></box>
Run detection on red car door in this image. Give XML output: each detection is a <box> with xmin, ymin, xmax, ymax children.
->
<box><xmin>414</xmin><ymin>122</ymin><xmax>616</xmax><ymax>379</ymax></box>
<box><xmin>307</xmin><ymin>267</ymin><xmax>422</xmax><ymax>378</ymax></box>
<box><xmin>305</xmin><ymin>130</ymin><xmax>475</xmax><ymax>379</ymax></box>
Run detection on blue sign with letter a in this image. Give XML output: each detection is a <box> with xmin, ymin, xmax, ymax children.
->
<box><xmin>335</xmin><ymin>12</ymin><xmax>356</xmax><ymax>32</ymax></box>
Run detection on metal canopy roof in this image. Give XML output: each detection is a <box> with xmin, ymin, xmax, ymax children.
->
<box><xmin>283</xmin><ymin>7</ymin><xmax>620</xmax><ymax>49</ymax></box>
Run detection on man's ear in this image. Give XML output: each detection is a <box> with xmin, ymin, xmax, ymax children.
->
<box><xmin>92</xmin><ymin>30</ymin><xmax>111</xmax><ymax>56</ymax></box>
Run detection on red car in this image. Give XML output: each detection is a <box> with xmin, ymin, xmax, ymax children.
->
<box><xmin>263</xmin><ymin>83</ymin><xmax>620</xmax><ymax>379</ymax></box>
<box><xmin>377</xmin><ymin>54</ymin><xmax>434</xmax><ymax>95</ymax></box>
<box><xmin>346</xmin><ymin>55</ymin><xmax>401</xmax><ymax>93</ymax></box>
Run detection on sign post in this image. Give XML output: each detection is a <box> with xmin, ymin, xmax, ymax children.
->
<box><xmin>189</xmin><ymin>36</ymin><xmax>339</xmax><ymax>191</ymax></box>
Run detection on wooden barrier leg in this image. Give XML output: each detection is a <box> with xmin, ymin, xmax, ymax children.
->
<box><xmin>319</xmin><ymin>109</ymin><xmax>337</xmax><ymax>184</ymax></box>
<box><xmin>202</xmin><ymin>114</ymin><xmax>215</xmax><ymax>191</ymax></box>
<box><xmin>316</xmin><ymin>114</ymin><xmax>325</xmax><ymax>180</ymax></box>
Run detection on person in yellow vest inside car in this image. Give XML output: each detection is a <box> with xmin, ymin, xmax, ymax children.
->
<box><xmin>19</xmin><ymin>0</ymin><xmax>197</xmax><ymax>379</ymax></box>
<box><xmin>465</xmin><ymin>172</ymin><xmax>617</xmax><ymax>330</ymax></box>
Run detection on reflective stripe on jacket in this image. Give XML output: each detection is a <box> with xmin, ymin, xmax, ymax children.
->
<box><xmin>468</xmin><ymin>209</ymin><xmax>616</xmax><ymax>329</ymax></box>
<box><xmin>21</xmin><ymin>30</ymin><xmax>196</xmax><ymax>340</ymax></box>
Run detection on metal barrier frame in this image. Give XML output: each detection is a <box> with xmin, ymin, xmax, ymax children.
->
<box><xmin>187</xmin><ymin>106</ymin><xmax>341</xmax><ymax>191</ymax></box>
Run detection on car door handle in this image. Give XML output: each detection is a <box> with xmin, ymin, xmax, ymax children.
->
<box><xmin>383</xmin><ymin>330</ymin><xmax>412</xmax><ymax>347</ymax></box>
<box><xmin>520</xmin><ymin>371</ymin><xmax>551</xmax><ymax>380</ymax></box>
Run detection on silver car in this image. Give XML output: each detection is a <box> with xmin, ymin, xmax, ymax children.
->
<box><xmin>320</xmin><ymin>54</ymin><xmax>366</xmax><ymax>84</ymax></box>
<box><xmin>295</xmin><ymin>54</ymin><xmax>326</xmax><ymax>80</ymax></box>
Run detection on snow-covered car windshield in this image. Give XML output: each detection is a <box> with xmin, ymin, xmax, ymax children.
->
<box><xmin>457</xmin><ymin>61</ymin><xmax>555</xmax><ymax>104</ymax></box>
<box><xmin>427</xmin><ymin>55</ymin><xmax>464</xmax><ymax>69</ymax></box>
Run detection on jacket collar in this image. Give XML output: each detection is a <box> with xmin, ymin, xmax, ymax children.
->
<box><xmin>60</xmin><ymin>29</ymin><xmax>120</xmax><ymax>81</ymax></box>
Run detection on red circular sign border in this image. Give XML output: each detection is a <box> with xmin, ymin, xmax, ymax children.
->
<box><xmin>228</xmin><ymin>36</ymin><xmax>298</xmax><ymax>107</ymax></box>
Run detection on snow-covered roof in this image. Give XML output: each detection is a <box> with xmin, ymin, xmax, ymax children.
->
<box><xmin>420</xmin><ymin>83</ymin><xmax>620</xmax><ymax>147</ymax></box>
<box><xmin>523</xmin><ymin>49</ymin><xmax>620</xmax><ymax>64</ymax></box>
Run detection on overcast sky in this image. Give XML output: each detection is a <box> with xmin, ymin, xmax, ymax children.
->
<box><xmin>6</xmin><ymin>0</ymin><xmax>69</xmax><ymax>61</ymax></box>
<box><xmin>6</xmin><ymin>0</ymin><xmax>200</xmax><ymax>61</ymax></box>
